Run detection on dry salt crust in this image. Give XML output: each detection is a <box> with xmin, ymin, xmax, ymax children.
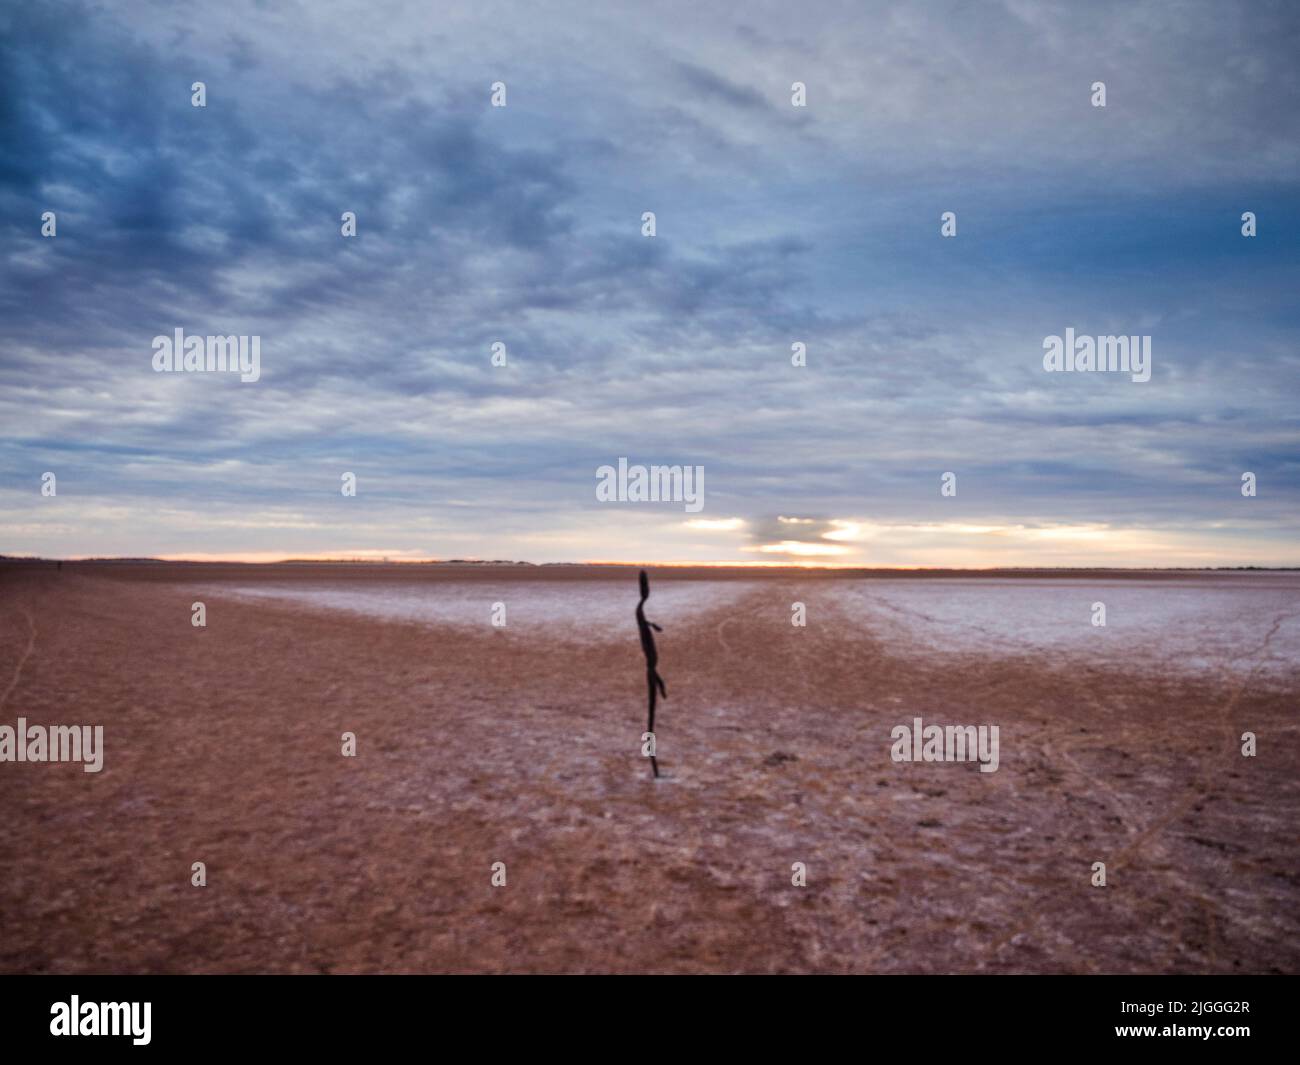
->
<box><xmin>1</xmin><ymin>563</ymin><xmax>1296</xmax><ymax>973</ymax></box>
<box><xmin>195</xmin><ymin>579</ymin><xmax>757</xmax><ymax>640</ymax></box>
<box><xmin>825</xmin><ymin>577</ymin><xmax>1300</xmax><ymax>681</ymax></box>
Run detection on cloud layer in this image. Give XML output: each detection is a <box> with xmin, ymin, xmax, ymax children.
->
<box><xmin>2</xmin><ymin>0</ymin><xmax>1298</xmax><ymax>564</ymax></box>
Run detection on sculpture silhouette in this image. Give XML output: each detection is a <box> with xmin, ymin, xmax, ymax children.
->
<box><xmin>636</xmin><ymin>568</ymin><xmax>666</xmax><ymax>778</ymax></box>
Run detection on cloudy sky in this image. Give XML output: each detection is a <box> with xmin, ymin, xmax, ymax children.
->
<box><xmin>2</xmin><ymin>0</ymin><xmax>1297</xmax><ymax>565</ymax></box>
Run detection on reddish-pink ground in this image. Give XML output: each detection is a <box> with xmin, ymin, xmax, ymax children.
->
<box><xmin>1</xmin><ymin>562</ymin><xmax>1296</xmax><ymax>973</ymax></box>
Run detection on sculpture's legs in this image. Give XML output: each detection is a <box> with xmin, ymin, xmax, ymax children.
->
<box><xmin>647</xmin><ymin>669</ymin><xmax>660</xmax><ymax>778</ymax></box>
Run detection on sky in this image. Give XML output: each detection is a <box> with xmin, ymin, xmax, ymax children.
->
<box><xmin>1</xmin><ymin>0</ymin><xmax>1298</xmax><ymax>566</ymax></box>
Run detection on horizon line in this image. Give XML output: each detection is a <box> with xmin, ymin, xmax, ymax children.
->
<box><xmin>2</xmin><ymin>555</ymin><xmax>1296</xmax><ymax>572</ymax></box>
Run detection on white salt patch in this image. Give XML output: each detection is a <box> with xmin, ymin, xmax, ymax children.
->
<box><xmin>826</xmin><ymin>577</ymin><xmax>1300</xmax><ymax>679</ymax></box>
<box><xmin>196</xmin><ymin>579</ymin><xmax>753</xmax><ymax>641</ymax></box>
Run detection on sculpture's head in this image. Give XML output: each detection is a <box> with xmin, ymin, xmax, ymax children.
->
<box><xmin>639</xmin><ymin>569</ymin><xmax>649</xmax><ymax>599</ymax></box>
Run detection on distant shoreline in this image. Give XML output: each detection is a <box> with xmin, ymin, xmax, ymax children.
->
<box><xmin>3</xmin><ymin>557</ymin><xmax>1296</xmax><ymax>580</ymax></box>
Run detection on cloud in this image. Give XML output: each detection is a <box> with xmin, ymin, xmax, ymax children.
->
<box><xmin>0</xmin><ymin>0</ymin><xmax>1297</xmax><ymax>564</ymax></box>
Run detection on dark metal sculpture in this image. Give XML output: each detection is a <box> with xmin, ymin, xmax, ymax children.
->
<box><xmin>635</xmin><ymin>569</ymin><xmax>666</xmax><ymax>778</ymax></box>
